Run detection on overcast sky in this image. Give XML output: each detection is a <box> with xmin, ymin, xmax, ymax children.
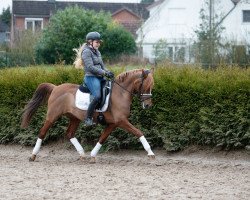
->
<box><xmin>0</xmin><ymin>0</ymin><xmax>141</xmax><ymax>14</ymax></box>
<box><xmin>0</xmin><ymin>0</ymin><xmax>12</xmax><ymax>13</ymax></box>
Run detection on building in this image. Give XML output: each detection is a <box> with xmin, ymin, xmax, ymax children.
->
<box><xmin>137</xmin><ymin>0</ymin><xmax>250</xmax><ymax>63</ymax></box>
<box><xmin>11</xmin><ymin>0</ymin><xmax>150</xmax><ymax>40</ymax></box>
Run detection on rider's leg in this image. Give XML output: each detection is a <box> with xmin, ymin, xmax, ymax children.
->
<box><xmin>84</xmin><ymin>76</ymin><xmax>102</xmax><ymax>126</ymax></box>
<box><xmin>85</xmin><ymin>97</ymin><xmax>99</xmax><ymax>126</ymax></box>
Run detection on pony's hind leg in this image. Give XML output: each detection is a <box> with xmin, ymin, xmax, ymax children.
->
<box><xmin>66</xmin><ymin>118</ymin><xmax>85</xmax><ymax>159</ymax></box>
<box><xmin>29</xmin><ymin>120</ymin><xmax>53</xmax><ymax>161</ymax></box>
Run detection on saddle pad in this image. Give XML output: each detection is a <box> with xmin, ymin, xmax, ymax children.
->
<box><xmin>75</xmin><ymin>89</ymin><xmax>110</xmax><ymax>112</ymax></box>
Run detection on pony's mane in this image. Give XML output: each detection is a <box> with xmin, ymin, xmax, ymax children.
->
<box><xmin>117</xmin><ymin>69</ymin><xmax>143</xmax><ymax>82</ymax></box>
<box><xmin>116</xmin><ymin>69</ymin><xmax>154</xmax><ymax>92</ymax></box>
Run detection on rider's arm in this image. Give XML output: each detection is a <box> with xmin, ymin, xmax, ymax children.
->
<box><xmin>98</xmin><ymin>51</ymin><xmax>109</xmax><ymax>72</ymax></box>
<box><xmin>82</xmin><ymin>49</ymin><xmax>106</xmax><ymax>76</ymax></box>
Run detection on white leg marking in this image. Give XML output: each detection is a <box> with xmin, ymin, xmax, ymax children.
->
<box><xmin>70</xmin><ymin>137</ymin><xmax>84</xmax><ymax>155</ymax></box>
<box><xmin>91</xmin><ymin>142</ymin><xmax>102</xmax><ymax>157</ymax></box>
<box><xmin>139</xmin><ymin>136</ymin><xmax>155</xmax><ymax>156</ymax></box>
<box><xmin>32</xmin><ymin>138</ymin><xmax>42</xmax><ymax>155</ymax></box>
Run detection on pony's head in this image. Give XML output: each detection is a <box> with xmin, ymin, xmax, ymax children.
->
<box><xmin>134</xmin><ymin>69</ymin><xmax>154</xmax><ymax>109</ymax></box>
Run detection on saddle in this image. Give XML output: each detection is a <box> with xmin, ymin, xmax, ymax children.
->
<box><xmin>75</xmin><ymin>81</ymin><xmax>112</xmax><ymax>113</ymax></box>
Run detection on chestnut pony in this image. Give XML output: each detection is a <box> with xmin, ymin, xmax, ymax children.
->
<box><xmin>21</xmin><ymin>69</ymin><xmax>155</xmax><ymax>162</ymax></box>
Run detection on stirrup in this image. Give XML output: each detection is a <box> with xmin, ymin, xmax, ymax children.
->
<box><xmin>84</xmin><ymin>118</ymin><xmax>95</xmax><ymax>126</ymax></box>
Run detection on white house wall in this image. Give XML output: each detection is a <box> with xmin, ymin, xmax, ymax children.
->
<box><xmin>137</xmin><ymin>0</ymin><xmax>250</xmax><ymax>63</ymax></box>
<box><xmin>223</xmin><ymin>1</ymin><xmax>250</xmax><ymax>44</ymax></box>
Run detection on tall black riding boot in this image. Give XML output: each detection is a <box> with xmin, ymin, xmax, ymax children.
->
<box><xmin>85</xmin><ymin>98</ymin><xmax>99</xmax><ymax>126</ymax></box>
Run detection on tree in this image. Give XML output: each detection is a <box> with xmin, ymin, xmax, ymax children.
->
<box><xmin>194</xmin><ymin>0</ymin><xmax>225</xmax><ymax>68</ymax></box>
<box><xmin>35</xmin><ymin>6</ymin><xmax>136</xmax><ymax>64</ymax></box>
<box><xmin>153</xmin><ymin>39</ymin><xmax>168</xmax><ymax>64</ymax></box>
<box><xmin>101</xmin><ymin>23</ymin><xmax>136</xmax><ymax>61</ymax></box>
<box><xmin>0</xmin><ymin>6</ymin><xmax>11</xmax><ymax>26</ymax></box>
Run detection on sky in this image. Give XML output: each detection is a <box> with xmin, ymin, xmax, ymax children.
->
<box><xmin>0</xmin><ymin>0</ymin><xmax>12</xmax><ymax>13</ymax></box>
<box><xmin>0</xmin><ymin>0</ymin><xmax>141</xmax><ymax>14</ymax></box>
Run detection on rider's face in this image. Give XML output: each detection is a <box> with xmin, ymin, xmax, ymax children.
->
<box><xmin>92</xmin><ymin>40</ymin><xmax>101</xmax><ymax>50</ymax></box>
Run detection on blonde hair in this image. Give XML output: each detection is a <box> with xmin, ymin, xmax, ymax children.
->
<box><xmin>73</xmin><ymin>44</ymin><xmax>85</xmax><ymax>69</ymax></box>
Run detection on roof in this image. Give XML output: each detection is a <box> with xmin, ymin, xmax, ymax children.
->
<box><xmin>146</xmin><ymin>0</ymin><xmax>164</xmax><ymax>10</ymax></box>
<box><xmin>112</xmin><ymin>8</ymin><xmax>141</xmax><ymax>20</ymax></box>
<box><xmin>12</xmin><ymin>0</ymin><xmax>150</xmax><ymax>20</ymax></box>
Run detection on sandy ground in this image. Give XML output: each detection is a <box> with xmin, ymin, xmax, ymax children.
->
<box><xmin>0</xmin><ymin>143</ymin><xmax>249</xmax><ymax>200</ymax></box>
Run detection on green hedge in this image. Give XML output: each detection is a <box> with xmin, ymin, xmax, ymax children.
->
<box><xmin>0</xmin><ymin>65</ymin><xmax>249</xmax><ymax>151</ymax></box>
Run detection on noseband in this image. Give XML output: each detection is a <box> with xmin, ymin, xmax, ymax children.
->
<box><xmin>113</xmin><ymin>70</ymin><xmax>152</xmax><ymax>102</ymax></box>
<box><xmin>137</xmin><ymin>72</ymin><xmax>152</xmax><ymax>102</ymax></box>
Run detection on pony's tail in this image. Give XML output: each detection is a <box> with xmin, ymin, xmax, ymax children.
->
<box><xmin>73</xmin><ymin>44</ymin><xmax>85</xmax><ymax>69</ymax></box>
<box><xmin>21</xmin><ymin>83</ymin><xmax>55</xmax><ymax>128</ymax></box>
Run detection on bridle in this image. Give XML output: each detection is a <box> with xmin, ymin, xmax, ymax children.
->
<box><xmin>137</xmin><ymin>73</ymin><xmax>152</xmax><ymax>102</ymax></box>
<box><xmin>112</xmin><ymin>70</ymin><xmax>152</xmax><ymax>103</ymax></box>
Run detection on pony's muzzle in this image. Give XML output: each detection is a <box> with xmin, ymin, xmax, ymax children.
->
<box><xmin>141</xmin><ymin>93</ymin><xmax>152</xmax><ymax>109</ymax></box>
<box><xmin>142</xmin><ymin>102</ymin><xmax>152</xmax><ymax>109</ymax></box>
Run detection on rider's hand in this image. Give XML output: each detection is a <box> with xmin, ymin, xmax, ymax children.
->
<box><xmin>105</xmin><ymin>71</ymin><xmax>114</xmax><ymax>79</ymax></box>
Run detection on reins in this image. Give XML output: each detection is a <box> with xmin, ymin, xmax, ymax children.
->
<box><xmin>111</xmin><ymin>72</ymin><xmax>152</xmax><ymax>102</ymax></box>
<box><xmin>112</xmin><ymin>79</ymin><xmax>135</xmax><ymax>96</ymax></box>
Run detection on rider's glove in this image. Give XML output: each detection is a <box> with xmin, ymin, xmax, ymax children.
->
<box><xmin>105</xmin><ymin>71</ymin><xmax>114</xmax><ymax>79</ymax></box>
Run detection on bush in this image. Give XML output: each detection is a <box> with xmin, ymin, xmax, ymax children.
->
<box><xmin>0</xmin><ymin>30</ymin><xmax>40</xmax><ymax>67</ymax></box>
<box><xmin>101</xmin><ymin>23</ymin><xmax>136</xmax><ymax>61</ymax></box>
<box><xmin>152</xmin><ymin>66</ymin><xmax>250</xmax><ymax>150</ymax></box>
<box><xmin>0</xmin><ymin>65</ymin><xmax>249</xmax><ymax>151</ymax></box>
<box><xmin>35</xmin><ymin>6</ymin><xmax>136</xmax><ymax>64</ymax></box>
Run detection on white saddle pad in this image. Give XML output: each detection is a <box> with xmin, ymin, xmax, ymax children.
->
<box><xmin>75</xmin><ymin>89</ymin><xmax>110</xmax><ymax>112</ymax></box>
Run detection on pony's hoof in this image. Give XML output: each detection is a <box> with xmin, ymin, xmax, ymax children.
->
<box><xmin>90</xmin><ymin>157</ymin><xmax>96</xmax><ymax>164</ymax></box>
<box><xmin>79</xmin><ymin>154</ymin><xmax>86</xmax><ymax>161</ymax></box>
<box><xmin>29</xmin><ymin>155</ymin><xmax>36</xmax><ymax>162</ymax></box>
<box><xmin>148</xmin><ymin>154</ymin><xmax>155</xmax><ymax>160</ymax></box>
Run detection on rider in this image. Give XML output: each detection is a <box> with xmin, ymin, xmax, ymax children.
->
<box><xmin>82</xmin><ymin>31</ymin><xmax>114</xmax><ymax>126</ymax></box>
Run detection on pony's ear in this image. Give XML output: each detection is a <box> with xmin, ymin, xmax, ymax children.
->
<box><xmin>150</xmin><ymin>67</ymin><xmax>155</xmax><ymax>74</ymax></box>
<box><xmin>142</xmin><ymin>69</ymin><xmax>150</xmax><ymax>78</ymax></box>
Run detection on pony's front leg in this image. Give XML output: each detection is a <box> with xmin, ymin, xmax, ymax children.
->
<box><xmin>90</xmin><ymin>124</ymin><xmax>116</xmax><ymax>163</ymax></box>
<box><xmin>139</xmin><ymin>136</ymin><xmax>155</xmax><ymax>158</ymax></box>
<box><xmin>119</xmin><ymin>120</ymin><xmax>155</xmax><ymax>158</ymax></box>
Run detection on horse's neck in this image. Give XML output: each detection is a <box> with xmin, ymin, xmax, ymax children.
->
<box><xmin>116</xmin><ymin>73</ymin><xmax>139</xmax><ymax>94</ymax></box>
<box><xmin>111</xmin><ymin>74</ymin><xmax>138</xmax><ymax>106</ymax></box>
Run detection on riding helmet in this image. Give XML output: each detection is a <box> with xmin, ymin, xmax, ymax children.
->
<box><xmin>86</xmin><ymin>32</ymin><xmax>101</xmax><ymax>41</ymax></box>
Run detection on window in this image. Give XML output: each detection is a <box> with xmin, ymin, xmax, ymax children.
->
<box><xmin>174</xmin><ymin>46</ymin><xmax>185</xmax><ymax>62</ymax></box>
<box><xmin>166</xmin><ymin>45</ymin><xmax>186</xmax><ymax>63</ymax></box>
<box><xmin>25</xmin><ymin>18</ymin><xmax>43</xmax><ymax>32</ymax></box>
<box><xmin>243</xmin><ymin>10</ymin><xmax>250</xmax><ymax>23</ymax></box>
<box><xmin>247</xmin><ymin>46</ymin><xmax>250</xmax><ymax>55</ymax></box>
<box><xmin>5</xmin><ymin>32</ymin><xmax>10</xmax><ymax>42</ymax></box>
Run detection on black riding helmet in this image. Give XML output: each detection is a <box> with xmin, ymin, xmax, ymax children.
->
<box><xmin>86</xmin><ymin>32</ymin><xmax>101</xmax><ymax>41</ymax></box>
